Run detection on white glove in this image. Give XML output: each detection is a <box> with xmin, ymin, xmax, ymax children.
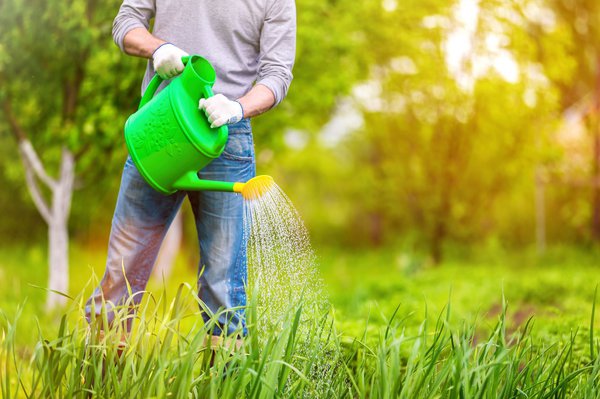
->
<box><xmin>199</xmin><ymin>94</ymin><xmax>244</xmax><ymax>128</ymax></box>
<box><xmin>152</xmin><ymin>43</ymin><xmax>189</xmax><ymax>79</ymax></box>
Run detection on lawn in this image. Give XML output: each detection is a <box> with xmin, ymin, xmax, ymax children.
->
<box><xmin>1</xmin><ymin>243</ymin><xmax>600</xmax><ymax>397</ymax></box>
<box><xmin>319</xmin><ymin>246</ymin><xmax>600</xmax><ymax>346</ymax></box>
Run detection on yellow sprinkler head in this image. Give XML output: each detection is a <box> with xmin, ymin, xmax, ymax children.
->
<box><xmin>233</xmin><ymin>175</ymin><xmax>275</xmax><ymax>200</ymax></box>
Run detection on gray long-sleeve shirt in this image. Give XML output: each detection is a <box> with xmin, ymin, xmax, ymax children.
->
<box><xmin>113</xmin><ymin>0</ymin><xmax>296</xmax><ymax>105</ymax></box>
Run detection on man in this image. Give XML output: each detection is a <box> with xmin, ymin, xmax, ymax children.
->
<box><xmin>85</xmin><ymin>0</ymin><xmax>296</xmax><ymax>343</ymax></box>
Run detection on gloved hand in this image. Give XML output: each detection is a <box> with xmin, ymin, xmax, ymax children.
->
<box><xmin>152</xmin><ymin>43</ymin><xmax>189</xmax><ymax>79</ymax></box>
<box><xmin>199</xmin><ymin>94</ymin><xmax>244</xmax><ymax>128</ymax></box>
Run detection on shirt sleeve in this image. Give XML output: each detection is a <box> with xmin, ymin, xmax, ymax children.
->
<box><xmin>112</xmin><ymin>0</ymin><xmax>156</xmax><ymax>52</ymax></box>
<box><xmin>256</xmin><ymin>0</ymin><xmax>297</xmax><ymax>106</ymax></box>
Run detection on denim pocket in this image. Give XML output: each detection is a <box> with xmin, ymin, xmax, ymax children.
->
<box><xmin>124</xmin><ymin>155</ymin><xmax>134</xmax><ymax>170</ymax></box>
<box><xmin>222</xmin><ymin>132</ymin><xmax>254</xmax><ymax>162</ymax></box>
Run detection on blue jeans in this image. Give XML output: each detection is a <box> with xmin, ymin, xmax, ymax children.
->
<box><xmin>85</xmin><ymin>119</ymin><xmax>255</xmax><ymax>336</ymax></box>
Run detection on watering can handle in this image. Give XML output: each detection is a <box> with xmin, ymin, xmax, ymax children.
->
<box><xmin>137</xmin><ymin>56</ymin><xmax>227</xmax><ymax>140</ymax></box>
<box><xmin>138</xmin><ymin>74</ymin><xmax>163</xmax><ymax>110</ymax></box>
<box><xmin>200</xmin><ymin>83</ymin><xmax>228</xmax><ymax>143</ymax></box>
<box><xmin>202</xmin><ymin>85</ymin><xmax>215</xmax><ymax>99</ymax></box>
<box><xmin>137</xmin><ymin>56</ymin><xmax>192</xmax><ymax>110</ymax></box>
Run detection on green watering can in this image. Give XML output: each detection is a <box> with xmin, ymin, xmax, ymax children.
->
<box><xmin>125</xmin><ymin>55</ymin><xmax>270</xmax><ymax>197</ymax></box>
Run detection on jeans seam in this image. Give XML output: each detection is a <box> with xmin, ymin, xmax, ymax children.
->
<box><xmin>221</xmin><ymin>152</ymin><xmax>254</xmax><ymax>162</ymax></box>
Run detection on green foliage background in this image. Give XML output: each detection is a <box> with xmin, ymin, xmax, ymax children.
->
<box><xmin>0</xmin><ymin>0</ymin><xmax>599</xmax><ymax>261</ymax></box>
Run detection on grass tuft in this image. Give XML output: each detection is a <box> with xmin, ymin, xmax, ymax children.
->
<box><xmin>2</xmin><ymin>283</ymin><xmax>600</xmax><ymax>398</ymax></box>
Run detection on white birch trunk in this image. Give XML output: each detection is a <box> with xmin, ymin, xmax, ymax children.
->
<box><xmin>47</xmin><ymin>219</ymin><xmax>70</xmax><ymax>309</ymax></box>
<box><xmin>45</xmin><ymin>148</ymin><xmax>75</xmax><ymax>310</ymax></box>
<box><xmin>153</xmin><ymin>209</ymin><xmax>183</xmax><ymax>281</ymax></box>
<box><xmin>17</xmin><ymin>140</ymin><xmax>75</xmax><ymax>310</ymax></box>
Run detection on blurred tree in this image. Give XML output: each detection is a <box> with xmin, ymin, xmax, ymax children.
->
<box><xmin>0</xmin><ymin>0</ymin><xmax>141</xmax><ymax>309</ymax></box>
<box><xmin>358</xmin><ymin>0</ymin><xmax>567</xmax><ymax>261</ymax></box>
<box><xmin>539</xmin><ymin>0</ymin><xmax>600</xmax><ymax>239</ymax></box>
<box><xmin>276</xmin><ymin>0</ymin><xmax>571</xmax><ymax>260</ymax></box>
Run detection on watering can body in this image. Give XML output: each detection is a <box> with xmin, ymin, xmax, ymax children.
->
<box><xmin>124</xmin><ymin>55</ymin><xmax>244</xmax><ymax>195</ymax></box>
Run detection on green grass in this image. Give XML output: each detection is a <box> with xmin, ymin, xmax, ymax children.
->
<box><xmin>2</xmin><ymin>281</ymin><xmax>600</xmax><ymax>398</ymax></box>
<box><xmin>318</xmin><ymin>246</ymin><xmax>600</xmax><ymax>347</ymax></box>
<box><xmin>0</xmin><ymin>284</ymin><xmax>341</xmax><ymax>398</ymax></box>
<box><xmin>1</xmin><ymin>244</ymin><xmax>600</xmax><ymax>397</ymax></box>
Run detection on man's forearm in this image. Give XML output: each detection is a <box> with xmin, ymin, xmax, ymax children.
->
<box><xmin>123</xmin><ymin>27</ymin><xmax>165</xmax><ymax>58</ymax></box>
<box><xmin>237</xmin><ymin>84</ymin><xmax>276</xmax><ymax>118</ymax></box>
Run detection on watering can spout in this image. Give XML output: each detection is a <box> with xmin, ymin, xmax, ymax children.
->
<box><xmin>239</xmin><ymin>175</ymin><xmax>275</xmax><ymax>199</ymax></box>
<box><xmin>172</xmin><ymin>171</ymin><xmax>241</xmax><ymax>193</ymax></box>
<box><xmin>172</xmin><ymin>173</ymin><xmax>274</xmax><ymax>199</ymax></box>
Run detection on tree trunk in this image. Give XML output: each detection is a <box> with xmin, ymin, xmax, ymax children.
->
<box><xmin>430</xmin><ymin>218</ymin><xmax>446</xmax><ymax>265</ymax></box>
<box><xmin>46</xmin><ymin>219</ymin><xmax>70</xmax><ymax>309</ymax></box>
<box><xmin>153</xmin><ymin>209</ymin><xmax>183</xmax><ymax>281</ymax></box>
<box><xmin>46</xmin><ymin>148</ymin><xmax>75</xmax><ymax>310</ymax></box>
<box><xmin>535</xmin><ymin>166</ymin><xmax>547</xmax><ymax>254</ymax></box>
<box><xmin>4</xmin><ymin>99</ymin><xmax>77</xmax><ymax>310</ymax></box>
<box><xmin>593</xmin><ymin>129</ymin><xmax>600</xmax><ymax>240</ymax></box>
<box><xmin>592</xmin><ymin>55</ymin><xmax>600</xmax><ymax>240</ymax></box>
